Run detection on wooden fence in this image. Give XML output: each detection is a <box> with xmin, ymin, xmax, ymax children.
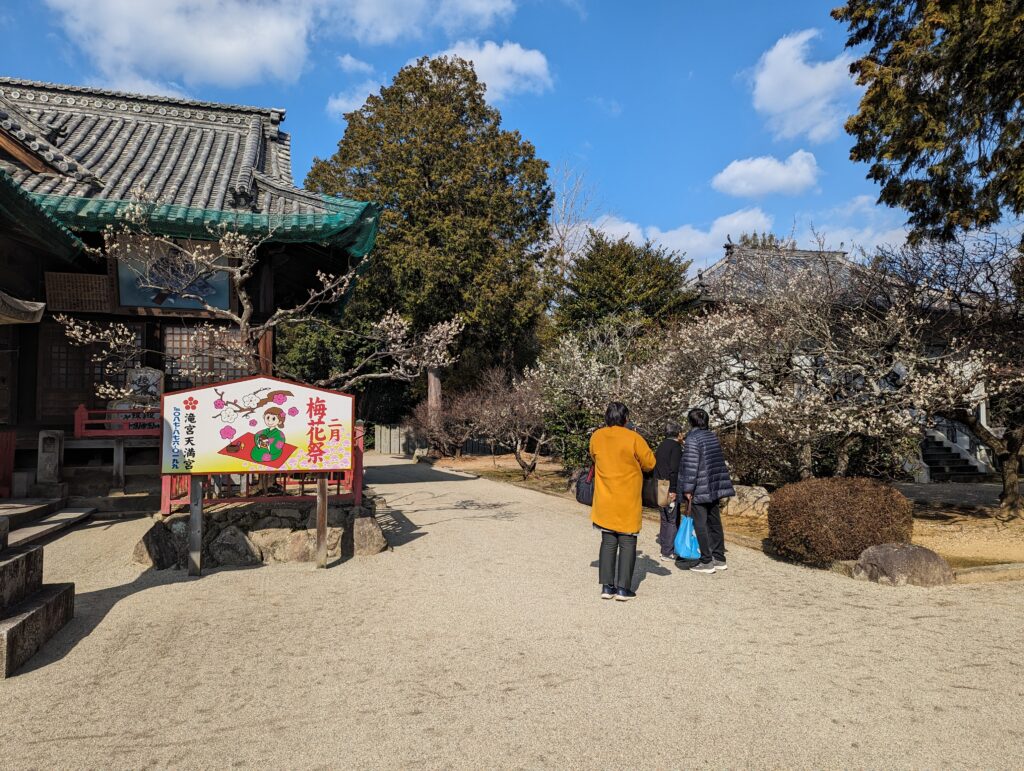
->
<box><xmin>371</xmin><ymin>424</ymin><xmax>507</xmax><ymax>457</ymax></box>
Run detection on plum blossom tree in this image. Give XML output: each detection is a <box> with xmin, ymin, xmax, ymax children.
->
<box><xmin>57</xmin><ymin>194</ymin><xmax>463</xmax><ymax>399</ymax></box>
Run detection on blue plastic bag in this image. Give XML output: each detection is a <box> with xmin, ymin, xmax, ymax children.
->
<box><xmin>673</xmin><ymin>504</ymin><xmax>701</xmax><ymax>560</ymax></box>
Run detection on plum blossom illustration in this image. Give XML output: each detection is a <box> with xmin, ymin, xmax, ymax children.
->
<box><xmin>272</xmin><ymin>393</ymin><xmax>287</xmax><ymax>405</ymax></box>
<box><xmin>241</xmin><ymin>394</ymin><xmax>259</xmax><ymax>408</ymax></box>
<box><xmin>249</xmin><ymin>419</ymin><xmax>258</xmax><ymax>427</ymax></box>
<box><xmin>220</xmin><ymin>426</ymin><xmax>236</xmax><ymax>440</ymax></box>
<box><xmin>183</xmin><ymin>397</ymin><xmax>198</xmax><ymax>410</ymax></box>
<box><xmin>287</xmin><ymin>406</ymin><xmax>299</xmax><ymax>416</ymax></box>
<box><xmin>213</xmin><ymin>398</ymin><xmax>225</xmax><ymax>409</ymax></box>
<box><xmin>220</xmin><ymin>407</ymin><xmax>238</xmax><ymax>423</ymax></box>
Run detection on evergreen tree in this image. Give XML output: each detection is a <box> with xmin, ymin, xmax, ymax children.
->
<box><xmin>304</xmin><ymin>56</ymin><xmax>553</xmax><ymax>388</ymax></box>
<box><xmin>833</xmin><ymin>0</ymin><xmax>1024</xmax><ymax>242</ymax></box>
<box><xmin>555</xmin><ymin>230</ymin><xmax>692</xmax><ymax>331</ymax></box>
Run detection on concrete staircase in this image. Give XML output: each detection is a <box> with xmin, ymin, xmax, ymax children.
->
<box><xmin>922</xmin><ymin>436</ymin><xmax>997</xmax><ymax>483</ymax></box>
<box><xmin>0</xmin><ymin>520</ymin><xmax>75</xmax><ymax>678</ymax></box>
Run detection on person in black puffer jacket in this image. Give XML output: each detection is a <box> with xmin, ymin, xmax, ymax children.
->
<box><xmin>654</xmin><ymin>421</ymin><xmax>684</xmax><ymax>560</ymax></box>
<box><xmin>677</xmin><ymin>408</ymin><xmax>735</xmax><ymax>573</ymax></box>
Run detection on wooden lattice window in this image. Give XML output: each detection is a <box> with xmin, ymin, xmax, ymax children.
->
<box><xmin>45</xmin><ymin>272</ymin><xmax>114</xmax><ymax>312</ymax></box>
<box><xmin>163</xmin><ymin>325</ymin><xmax>249</xmax><ymax>390</ymax></box>
<box><xmin>37</xmin><ymin>320</ymin><xmax>143</xmax><ymax>420</ymax></box>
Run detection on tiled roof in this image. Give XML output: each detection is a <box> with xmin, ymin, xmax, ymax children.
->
<box><xmin>0</xmin><ymin>78</ymin><xmax>380</xmax><ymax>255</ymax></box>
<box><xmin>0</xmin><ymin>169</ymin><xmax>82</xmax><ymax>260</ymax></box>
<box><xmin>692</xmin><ymin>243</ymin><xmax>854</xmax><ymax>300</ymax></box>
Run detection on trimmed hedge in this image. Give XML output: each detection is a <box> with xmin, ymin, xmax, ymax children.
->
<box><xmin>767</xmin><ymin>477</ymin><xmax>913</xmax><ymax>567</ymax></box>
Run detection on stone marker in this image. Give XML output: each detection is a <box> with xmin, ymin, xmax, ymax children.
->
<box><xmin>853</xmin><ymin>543</ymin><xmax>954</xmax><ymax>587</ymax></box>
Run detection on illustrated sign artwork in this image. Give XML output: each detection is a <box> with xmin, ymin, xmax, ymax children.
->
<box><xmin>161</xmin><ymin>376</ymin><xmax>354</xmax><ymax>474</ymax></box>
<box><xmin>117</xmin><ymin>255</ymin><xmax>231</xmax><ymax>310</ymax></box>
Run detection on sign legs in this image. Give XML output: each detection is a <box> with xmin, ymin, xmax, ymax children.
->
<box><xmin>316</xmin><ymin>475</ymin><xmax>328</xmax><ymax>568</ymax></box>
<box><xmin>188</xmin><ymin>477</ymin><xmax>204</xmax><ymax>576</ymax></box>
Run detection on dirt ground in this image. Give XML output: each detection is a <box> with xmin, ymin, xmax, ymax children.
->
<box><xmin>431</xmin><ymin>454</ymin><xmax>1024</xmax><ymax>568</ymax></box>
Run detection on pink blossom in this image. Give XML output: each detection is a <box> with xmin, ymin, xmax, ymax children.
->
<box><xmin>220</xmin><ymin>426</ymin><xmax>236</xmax><ymax>440</ymax></box>
<box><xmin>249</xmin><ymin>419</ymin><xmax>258</xmax><ymax>427</ymax></box>
<box><xmin>287</xmin><ymin>406</ymin><xmax>299</xmax><ymax>416</ymax></box>
<box><xmin>272</xmin><ymin>393</ymin><xmax>287</xmax><ymax>405</ymax></box>
<box><xmin>213</xmin><ymin>399</ymin><xmax>225</xmax><ymax>409</ymax></box>
<box><xmin>275</xmin><ymin>440</ymin><xmax>284</xmax><ymax>449</ymax></box>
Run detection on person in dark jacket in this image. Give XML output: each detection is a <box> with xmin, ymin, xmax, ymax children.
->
<box><xmin>677</xmin><ymin>408</ymin><xmax>735</xmax><ymax>573</ymax></box>
<box><xmin>654</xmin><ymin>421</ymin><xmax>684</xmax><ymax>560</ymax></box>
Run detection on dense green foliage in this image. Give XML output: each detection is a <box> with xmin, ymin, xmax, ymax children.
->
<box><xmin>305</xmin><ymin>56</ymin><xmax>553</xmax><ymax>388</ymax></box>
<box><xmin>768</xmin><ymin>477</ymin><xmax>914</xmax><ymax>567</ymax></box>
<box><xmin>833</xmin><ymin>0</ymin><xmax>1024</xmax><ymax>241</ymax></box>
<box><xmin>555</xmin><ymin>230</ymin><xmax>692</xmax><ymax>331</ymax></box>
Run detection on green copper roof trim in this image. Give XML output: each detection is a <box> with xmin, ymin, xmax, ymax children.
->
<box><xmin>0</xmin><ymin>170</ymin><xmax>84</xmax><ymax>260</ymax></box>
<box><xmin>26</xmin><ymin>192</ymin><xmax>381</xmax><ymax>258</ymax></box>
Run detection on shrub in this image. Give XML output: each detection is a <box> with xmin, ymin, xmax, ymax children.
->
<box><xmin>767</xmin><ymin>477</ymin><xmax>913</xmax><ymax>567</ymax></box>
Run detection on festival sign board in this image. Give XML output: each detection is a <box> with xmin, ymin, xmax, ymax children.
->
<box><xmin>161</xmin><ymin>376</ymin><xmax>354</xmax><ymax>475</ymax></box>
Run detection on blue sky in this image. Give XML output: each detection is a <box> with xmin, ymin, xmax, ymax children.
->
<box><xmin>0</xmin><ymin>0</ymin><xmax>909</xmax><ymax>268</ymax></box>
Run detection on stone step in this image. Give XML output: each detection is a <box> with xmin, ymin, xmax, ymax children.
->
<box><xmin>67</xmin><ymin>492</ymin><xmax>161</xmax><ymax>513</ymax></box>
<box><xmin>7</xmin><ymin>509</ymin><xmax>95</xmax><ymax>549</ymax></box>
<box><xmin>0</xmin><ymin>546</ymin><xmax>43</xmax><ymax>614</ymax></box>
<box><xmin>0</xmin><ymin>499</ymin><xmax>63</xmax><ymax>530</ymax></box>
<box><xmin>0</xmin><ymin>582</ymin><xmax>75</xmax><ymax>678</ymax></box>
<box><xmin>930</xmin><ymin>472</ymin><xmax>999</xmax><ymax>483</ymax></box>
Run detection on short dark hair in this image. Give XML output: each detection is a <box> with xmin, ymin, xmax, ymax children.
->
<box><xmin>687</xmin><ymin>408</ymin><xmax>710</xmax><ymax>430</ymax></box>
<box><xmin>665</xmin><ymin>421</ymin><xmax>683</xmax><ymax>438</ymax></box>
<box><xmin>605</xmin><ymin>401</ymin><xmax>629</xmax><ymax>427</ymax></box>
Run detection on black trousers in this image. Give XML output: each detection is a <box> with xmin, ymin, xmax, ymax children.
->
<box><xmin>598</xmin><ymin>530</ymin><xmax>637</xmax><ymax>589</ymax></box>
<box><xmin>658</xmin><ymin>504</ymin><xmax>679</xmax><ymax>557</ymax></box>
<box><xmin>691</xmin><ymin>499</ymin><xmax>725</xmax><ymax>564</ymax></box>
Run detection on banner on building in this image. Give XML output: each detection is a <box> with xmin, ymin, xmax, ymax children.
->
<box><xmin>161</xmin><ymin>376</ymin><xmax>354</xmax><ymax>474</ymax></box>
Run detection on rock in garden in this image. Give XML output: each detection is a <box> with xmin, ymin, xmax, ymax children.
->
<box><xmin>273</xmin><ymin>508</ymin><xmax>305</xmax><ymax>524</ymax></box>
<box><xmin>284</xmin><ymin>530</ymin><xmax>316</xmax><ymax>562</ymax></box>
<box><xmin>253</xmin><ymin>516</ymin><xmax>284</xmax><ymax>530</ymax></box>
<box><xmin>723</xmin><ymin>485</ymin><xmax>770</xmax><ymax>519</ymax></box>
<box><xmin>209</xmin><ymin>525</ymin><xmax>262</xmax><ymax>567</ymax></box>
<box><xmin>303</xmin><ymin>506</ymin><xmax>353</xmax><ymax>529</ymax></box>
<box><xmin>853</xmin><ymin>543</ymin><xmax>954</xmax><ymax>587</ymax></box>
<box><xmin>248</xmin><ymin>528</ymin><xmax>292</xmax><ymax>563</ymax></box>
<box><xmin>132</xmin><ymin>522</ymin><xmax>178</xmax><ymax>570</ymax></box>
<box><xmin>353</xmin><ymin>515</ymin><xmax>388</xmax><ymax>556</ymax></box>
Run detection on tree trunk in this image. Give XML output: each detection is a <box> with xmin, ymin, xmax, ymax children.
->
<box><xmin>427</xmin><ymin>367</ymin><xmax>442</xmax><ymax>429</ymax></box>
<box><xmin>798</xmin><ymin>442</ymin><xmax>813</xmax><ymax>480</ymax></box>
<box><xmin>833</xmin><ymin>435</ymin><xmax>856</xmax><ymax>477</ymax></box>
<box><xmin>999</xmin><ymin>456</ymin><xmax>1021</xmax><ymax>517</ymax></box>
<box><xmin>513</xmin><ymin>439</ymin><xmax>537</xmax><ymax>479</ymax></box>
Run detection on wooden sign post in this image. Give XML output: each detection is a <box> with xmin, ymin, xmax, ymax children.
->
<box><xmin>316</xmin><ymin>475</ymin><xmax>328</xmax><ymax>568</ymax></box>
<box><xmin>188</xmin><ymin>477</ymin><xmax>204</xmax><ymax>576</ymax></box>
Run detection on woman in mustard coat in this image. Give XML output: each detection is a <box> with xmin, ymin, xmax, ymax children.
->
<box><xmin>589</xmin><ymin>402</ymin><xmax>656</xmax><ymax>601</ymax></box>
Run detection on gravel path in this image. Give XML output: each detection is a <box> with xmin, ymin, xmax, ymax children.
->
<box><xmin>3</xmin><ymin>455</ymin><xmax>1023</xmax><ymax>769</ymax></box>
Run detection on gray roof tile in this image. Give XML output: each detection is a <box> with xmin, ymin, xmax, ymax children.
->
<box><xmin>0</xmin><ymin>77</ymin><xmax>326</xmax><ymax>216</ymax></box>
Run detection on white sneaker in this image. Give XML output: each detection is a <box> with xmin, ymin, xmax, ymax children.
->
<box><xmin>659</xmin><ymin>553</ymin><xmax>678</xmax><ymax>562</ymax></box>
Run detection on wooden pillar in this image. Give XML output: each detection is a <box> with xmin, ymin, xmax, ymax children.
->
<box><xmin>427</xmin><ymin>366</ymin><xmax>442</xmax><ymax>427</ymax></box>
<box><xmin>188</xmin><ymin>477</ymin><xmax>204</xmax><ymax>576</ymax></box>
<box><xmin>315</xmin><ymin>475</ymin><xmax>328</xmax><ymax>568</ymax></box>
<box><xmin>112</xmin><ymin>438</ymin><xmax>125</xmax><ymax>491</ymax></box>
<box><xmin>257</xmin><ymin>330</ymin><xmax>274</xmax><ymax>375</ymax></box>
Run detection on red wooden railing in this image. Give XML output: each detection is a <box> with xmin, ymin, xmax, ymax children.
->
<box><xmin>74</xmin><ymin>405</ymin><xmax>161</xmax><ymax>438</ymax></box>
<box><xmin>160</xmin><ymin>424</ymin><xmax>365</xmax><ymax>514</ymax></box>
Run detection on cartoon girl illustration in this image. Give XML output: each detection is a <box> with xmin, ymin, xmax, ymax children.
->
<box><xmin>250</xmin><ymin>406</ymin><xmax>286</xmax><ymax>462</ymax></box>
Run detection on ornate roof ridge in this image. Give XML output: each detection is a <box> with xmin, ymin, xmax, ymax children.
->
<box><xmin>0</xmin><ymin>95</ymin><xmax>101</xmax><ymax>183</ymax></box>
<box><xmin>0</xmin><ymin>77</ymin><xmax>285</xmax><ymax>120</ymax></box>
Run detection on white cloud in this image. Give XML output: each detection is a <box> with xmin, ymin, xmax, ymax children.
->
<box><xmin>437</xmin><ymin>0</ymin><xmax>516</xmax><ymax>32</ymax></box>
<box><xmin>337</xmin><ymin>53</ymin><xmax>374</xmax><ymax>75</ymax></box>
<box><xmin>752</xmin><ymin>29</ymin><xmax>859</xmax><ymax>143</ymax></box>
<box><xmin>434</xmin><ymin>39</ymin><xmax>552</xmax><ymax>101</ymax></box>
<box><xmin>44</xmin><ymin>0</ymin><xmax>318</xmax><ymax>89</ymax></box>
<box><xmin>711</xmin><ymin>150</ymin><xmax>820</xmax><ymax>197</ymax></box>
<box><xmin>593</xmin><ymin>208</ymin><xmax>774</xmax><ymax>268</ymax></box>
<box><xmin>326</xmin><ymin>79</ymin><xmax>380</xmax><ymax>119</ymax></box>
<box><xmin>588</xmin><ymin>96</ymin><xmax>622</xmax><ymax>117</ymax></box>
<box><xmin>44</xmin><ymin>0</ymin><xmax>522</xmax><ymax>91</ymax></box>
<box><xmin>800</xmin><ymin>195</ymin><xmax>908</xmax><ymax>255</ymax></box>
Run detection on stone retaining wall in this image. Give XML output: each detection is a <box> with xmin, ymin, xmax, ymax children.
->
<box><xmin>133</xmin><ymin>496</ymin><xmax>388</xmax><ymax>570</ymax></box>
